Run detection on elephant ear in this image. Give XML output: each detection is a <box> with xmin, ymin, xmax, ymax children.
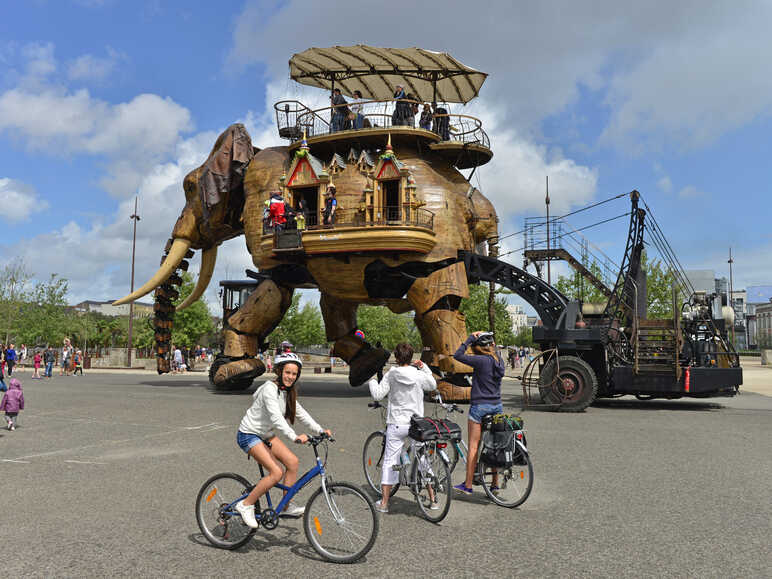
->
<box><xmin>194</xmin><ymin>123</ymin><xmax>257</xmax><ymax>231</ymax></box>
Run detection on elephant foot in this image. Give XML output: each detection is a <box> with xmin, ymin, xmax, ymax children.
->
<box><xmin>349</xmin><ymin>347</ymin><xmax>391</xmax><ymax>387</ymax></box>
<box><xmin>436</xmin><ymin>379</ymin><xmax>472</xmax><ymax>403</ymax></box>
<box><xmin>209</xmin><ymin>356</ymin><xmax>265</xmax><ymax>391</ymax></box>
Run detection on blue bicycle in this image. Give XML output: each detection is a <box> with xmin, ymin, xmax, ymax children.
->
<box><xmin>195</xmin><ymin>433</ymin><xmax>379</xmax><ymax>563</ymax></box>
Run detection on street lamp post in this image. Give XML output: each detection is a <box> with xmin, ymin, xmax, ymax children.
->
<box><xmin>127</xmin><ymin>197</ymin><xmax>140</xmax><ymax>368</ymax></box>
<box><xmin>728</xmin><ymin>247</ymin><xmax>735</xmax><ymax>346</ymax></box>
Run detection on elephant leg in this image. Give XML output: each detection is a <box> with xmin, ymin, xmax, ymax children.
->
<box><xmin>211</xmin><ymin>280</ymin><xmax>293</xmax><ymax>391</ymax></box>
<box><xmin>320</xmin><ymin>293</ymin><xmax>390</xmax><ymax>387</ymax></box>
<box><xmin>407</xmin><ymin>262</ymin><xmax>473</xmax><ymax>403</ymax></box>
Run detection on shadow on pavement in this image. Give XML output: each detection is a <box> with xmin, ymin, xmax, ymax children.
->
<box><xmin>591</xmin><ymin>398</ymin><xmax>724</xmax><ymax>411</ymax></box>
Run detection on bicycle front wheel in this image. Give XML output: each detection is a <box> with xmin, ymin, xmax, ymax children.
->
<box><xmin>303</xmin><ymin>481</ymin><xmax>379</xmax><ymax>564</ymax></box>
<box><xmin>478</xmin><ymin>450</ymin><xmax>534</xmax><ymax>508</ymax></box>
<box><xmin>362</xmin><ymin>431</ymin><xmax>399</xmax><ymax>497</ymax></box>
<box><xmin>411</xmin><ymin>446</ymin><xmax>452</xmax><ymax>523</ymax></box>
<box><xmin>195</xmin><ymin>473</ymin><xmax>257</xmax><ymax>549</ymax></box>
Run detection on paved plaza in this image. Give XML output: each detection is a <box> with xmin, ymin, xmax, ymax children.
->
<box><xmin>1</xmin><ymin>365</ymin><xmax>770</xmax><ymax>577</ymax></box>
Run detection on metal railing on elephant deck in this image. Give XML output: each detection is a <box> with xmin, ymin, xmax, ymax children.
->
<box><xmin>262</xmin><ymin>206</ymin><xmax>435</xmax><ymax>234</ymax></box>
<box><xmin>273</xmin><ymin>98</ymin><xmax>489</xmax><ymax>148</ymax></box>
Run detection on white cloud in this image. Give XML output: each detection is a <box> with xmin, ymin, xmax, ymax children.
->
<box><xmin>3</xmin><ymin>131</ymin><xmax>214</xmax><ymax>303</ymax></box>
<box><xmin>0</xmin><ymin>178</ymin><xmax>49</xmax><ymax>222</ymax></box>
<box><xmin>0</xmin><ymin>43</ymin><xmax>193</xmax><ymax>198</ymax></box>
<box><xmin>678</xmin><ymin>185</ymin><xmax>705</xmax><ymax>198</ymax></box>
<box><xmin>230</xmin><ymin>0</ymin><xmax>772</xmax><ymax>154</ymax></box>
<box><xmin>657</xmin><ymin>176</ymin><xmax>673</xmax><ymax>193</ymax></box>
<box><xmin>66</xmin><ymin>48</ymin><xmax>125</xmax><ymax>82</ymax></box>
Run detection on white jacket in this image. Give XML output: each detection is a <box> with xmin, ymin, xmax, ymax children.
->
<box><xmin>368</xmin><ymin>363</ymin><xmax>437</xmax><ymax>425</ymax></box>
<box><xmin>239</xmin><ymin>380</ymin><xmax>324</xmax><ymax>441</ymax></box>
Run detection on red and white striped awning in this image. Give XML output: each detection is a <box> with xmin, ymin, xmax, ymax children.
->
<box><xmin>289</xmin><ymin>45</ymin><xmax>487</xmax><ymax>104</ymax></box>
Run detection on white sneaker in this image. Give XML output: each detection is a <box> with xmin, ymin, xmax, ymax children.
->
<box><xmin>429</xmin><ymin>501</ymin><xmax>440</xmax><ymax>510</ymax></box>
<box><xmin>10</xmin><ymin>425</ymin><xmax>15</xmax><ymax>431</ymax></box>
<box><xmin>282</xmin><ymin>501</ymin><xmax>305</xmax><ymax>517</ymax></box>
<box><xmin>373</xmin><ymin>500</ymin><xmax>388</xmax><ymax>513</ymax></box>
<box><xmin>234</xmin><ymin>500</ymin><xmax>258</xmax><ymax>529</ymax></box>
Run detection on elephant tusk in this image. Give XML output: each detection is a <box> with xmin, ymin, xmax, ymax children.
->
<box><xmin>113</xmin><ymin>239</ymin><xmax>192</xmax><ymax>305</ymax></box>
<box><xmin>176</xmin><ymin>246</ymin><xmax>217</xmax><ymax>310</ymax></box>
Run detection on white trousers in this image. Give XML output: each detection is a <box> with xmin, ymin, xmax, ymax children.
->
<box><xmin>381</xmin><ymin>423</ymin><xmax>410</xmax><ymax>486</ymax></box>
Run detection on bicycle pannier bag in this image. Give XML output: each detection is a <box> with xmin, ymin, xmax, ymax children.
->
<box><xmin>437</xmin><ymin>418</ymin><xmax>462</xmax><ymax>441</ymax></box>
<box><xmin>480</xmin><ymin>429</ymin><xmax>515</xmax><ymax>467</ymax></box>
<box><xmin>409</xmin><ymin>415</ymin><xmax>442</xmax><ymax>441</ymax></box>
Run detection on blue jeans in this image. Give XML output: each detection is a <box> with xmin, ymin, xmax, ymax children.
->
<box><xmin>468</xmin><ymin>402</ymin><xmax>503</xmax><ymax>424</ymax></box>
<box><xmin>45</xmin><ymin>362</ymin><xmax>53</xmax><ymax>377</ymax></box>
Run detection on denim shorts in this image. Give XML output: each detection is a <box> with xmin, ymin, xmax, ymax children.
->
<box><xmin>236</xmin><ymin>431</ymin><xmax>263</xmax><ymax>453</ymax></box>
<box><xmin>468</xmin><ymin>402</ymin><xmax>503</xmax><ymax>424</ymax></box>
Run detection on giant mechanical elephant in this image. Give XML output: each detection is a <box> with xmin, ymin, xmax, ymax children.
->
<box><xmin>115</xmin><ymin>123</ymin><xmax>498</xmax><ymax>399</ymax></box>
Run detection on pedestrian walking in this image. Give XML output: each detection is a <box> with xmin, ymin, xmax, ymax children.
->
<box><xmin>5</xmin><ymin>343</ymin><xmax>17</xmax><ymax>376</ymax></box>
<box><xmin>32</xmin><ymin>351</ymin><xmax>42</xmax><ymax>379</ymax></box>
<box><xmin>60</xmin><ymin>339</ymin><xmax>73</xmax><ymax>376</ymax></box>
<box><xmin>0</xmin><ymin>377</ymin><xmax>24</xmax><ymax>431</ymax></box>
<box><xmin>43</xmin><ymin>346</ymin><xmax>56</xmax><ymax>378</ymax></box>
<box><xmin>73</xmin><ymin>350</ymin><xmax>84</xmax><ymax>375</ymax></box>
<box><xmin>19</xmin><ymin>344</ymin><xmax>27</xmax><ymax>370</ymax></box>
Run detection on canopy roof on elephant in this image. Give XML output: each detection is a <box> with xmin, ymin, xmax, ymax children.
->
<box><xmin>289</xmin><ymin>45</ymin><xmax>487</xmax><ymax>104</ymax></box>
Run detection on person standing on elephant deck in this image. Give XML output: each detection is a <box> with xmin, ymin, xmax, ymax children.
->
<box><xmin>323</xmin><ymin>185</ymin><xmax>337</xmax><ymax>226</ymax></box>
<box><xmin>452</xmin><ymin>331</ymin><xmax>505</xmax><ymax>495</ymax></box>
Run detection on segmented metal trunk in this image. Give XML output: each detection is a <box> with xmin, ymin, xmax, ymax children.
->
<box><xmin>153</xmin><ymin>238</ymin><xmax>192</xmax><ymax>374</ymax></box>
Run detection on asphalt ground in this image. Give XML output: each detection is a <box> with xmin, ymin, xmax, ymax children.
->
<box><xmin>1</xmin><ymin>370</ymin><xmax>770</xmax><ymax>577</ymax></box>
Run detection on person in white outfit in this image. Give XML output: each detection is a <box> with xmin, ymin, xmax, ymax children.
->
<box><xmin>234</xmin><ymin>352</ymin><xmax>332</xmax><ymax>528</ymax></box>
<box><xmin>368</xmin><ymin>342</ymin><xmax>437</xmax><ymax>512</ymax></box>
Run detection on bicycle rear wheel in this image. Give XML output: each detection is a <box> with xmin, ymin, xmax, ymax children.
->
<box><xmin>303</xmin><ymin>481</ymin><xmax>379</xmax><ymax>564</ymax></box>
<box><xmin>195</xmin><ymin>473</ymin><xmax>257</xmax><ymax>549</ymax></box>
<box><xmin>478</xmin><ymin>450</ymin><xmax>534</xmax><ymax>508</ymax></box>
<box><xmin>362</xmin><ymin>431</ymin><xmax>399</xmax><ymax>497</ymax></box>
<box><xmin>411</xmin><ymin>445</ymin><xmax>452</xmax><ymax>523</ymax></box>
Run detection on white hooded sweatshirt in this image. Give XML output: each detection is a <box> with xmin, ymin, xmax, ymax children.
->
<box><xmin>239</xmin><ymin>380</ymin><xmax>323</xmax><ymax>441</ymax></box>
<box><xmin>368</xmin><ymin>363</ymin><xmax>437</xmax><ymax>425</ymax></box>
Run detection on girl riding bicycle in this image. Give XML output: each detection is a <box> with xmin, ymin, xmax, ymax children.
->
<box><xmin>235</xmin><ymin>352</ymin><xmax>331</xmax><ymax>528</ymax></box>
<box><xmin>452</xmin><ymin>331</ymin><xmax>506</xmax><ymax>494</ymax></box>
<box><xmin>368</xmin><ymin>342</ymin><xmax>437</xmax><ymax>512</ymax></box>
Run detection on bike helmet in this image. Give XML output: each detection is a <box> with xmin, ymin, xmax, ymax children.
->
<box><xmin>354</xmin><ymin>329</ymin><xmax>365</xmax><ymax>340</ymax></box>
<box><xmin>273</xmin><ymin>352</ymin><xmax>303</xmax><ymax>368</ymax></box>
<box><xmin>473</xmin><ymin>332</ymin><xmax>495</xmax><ymax>347</ymax></box>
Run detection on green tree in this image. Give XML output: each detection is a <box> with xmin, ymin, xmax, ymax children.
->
<box><xmin>16</xmin><ymin>274</ymin><xmax>70</xmax><ymax>346</ymax></box>
<box><xmin>267</xmin><ymin>294</ymin><xmax>326</xmax><ymax>347</ymax></box>
<box><xmin>171</xmin><ymin>273</ymin><xmax>214</xmax><ymax>347</ymax></box>
<box><xmin>0</xmin><ymin>258</ymin><xmax>32</xmax><ymax>343</ymax></box>
<box><xmin>554</xmin><ymin>260</ymin><xmax>609</xmax><ymax>304</ymax></box>
<box><xmin>513</xmin><ymin>326</ymin><xmax>535</xmax><ymax>348</ymax></box>
<box><xmin>356</xmin><ymin>305</ymin><xmax>420</xmax><ymax>349</ymax></box>
<box><xmin>459</xmin><ymin>284</ymin><xmax>515</xmax><ymax>345</ymax></box>
<box><xmin>642</xmin><ymin>253</ymin><xmax>680</xmax><ymax>319</ymax></box>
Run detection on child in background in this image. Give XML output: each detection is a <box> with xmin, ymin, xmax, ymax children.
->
<box><xmin>73</xmin><ymin>351</ymin><xmax>84</xmax><ymax>375</ymax></box>
<box><xmin>0</xmin><ymin>377</ymin><xmax>24</xmax><ymax>431</ymax></box>
<box><xmin>32</xmin><ymin>351</ymin><xmax>42</xmax><ymax>379</ymax></box>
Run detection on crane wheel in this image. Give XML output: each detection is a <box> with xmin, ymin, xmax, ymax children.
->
<box><xmin>539</xmin><ymin>355</ymin><xmax>598</xmax><ymax>412</ymax></box>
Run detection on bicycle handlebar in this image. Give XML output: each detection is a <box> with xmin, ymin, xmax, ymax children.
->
<box><xmin>297</xmin><ymin>432</ymin><xmax>335</xmax><ymax>445</ymax></box>
<box><xmin>433</xmin><ymin>392</ymin><xmax>464</xmax><ymax>414</ymax></box>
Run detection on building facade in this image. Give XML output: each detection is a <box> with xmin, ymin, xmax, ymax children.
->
<box><xmin>506</xmin><ymin>304</ymin><xmax>528</xmax><ymax>336</ymax></box>
<box><xmin>73</xmin><ymin>300</ymin><xmax>154</xmax><ymax>317</ymax></box>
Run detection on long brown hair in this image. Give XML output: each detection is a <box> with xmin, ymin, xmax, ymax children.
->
<box><xmin>276</xmin><ymin>363</ymin><xmax>300</xmax><ymax>424</ymax></box>
<box><xmin>472</xmin><ymin>343</ymin><xmax>502</xmax><ymax>364</ymax></box>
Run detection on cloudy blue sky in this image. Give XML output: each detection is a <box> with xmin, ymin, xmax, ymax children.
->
<box><xmin>1</xmin><ymin>0</ymin><xmax>770</xmax><ymax>311</ymax></box>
